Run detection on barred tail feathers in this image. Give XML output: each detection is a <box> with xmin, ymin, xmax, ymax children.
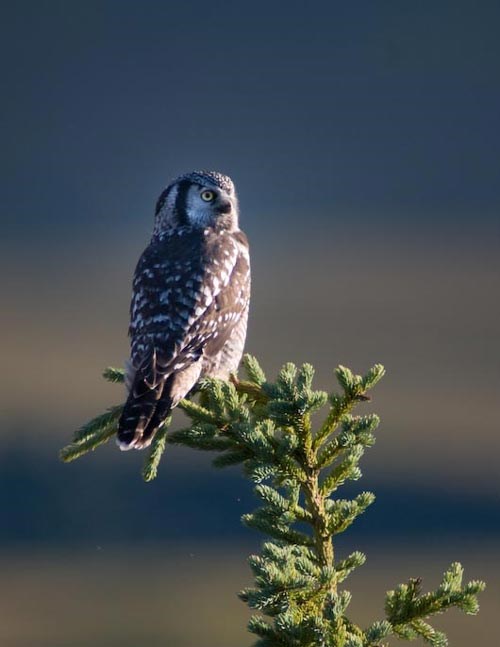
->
<box><xmin>141</xmin><ymin>386</ymin><xmax>174</xmax><ymax>445</ymax></box>
<box><xmin>117</xmin><ymin>358</ymin><xmax>203</xmax><ymax>451</ymax></box>
<box><xmin>117</xmin><ymin>376</ymin><xmax>171</xmax><ymax>451</ymax></box>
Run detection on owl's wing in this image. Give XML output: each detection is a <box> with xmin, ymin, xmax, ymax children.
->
<box><xmin>198</xmin><ymin>230</ymin><xmax>250</xmax><ymax>362</ymax></box>
<box><xmin>128</xmin><ymin>229</ymin><xmax>249</xmax><ymax>392</ymax></box>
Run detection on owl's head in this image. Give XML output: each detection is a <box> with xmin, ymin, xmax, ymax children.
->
<box><xmin>153</xmin><ymin>171</ymin><xmax>239</xmax><ymax>236</ymax></box>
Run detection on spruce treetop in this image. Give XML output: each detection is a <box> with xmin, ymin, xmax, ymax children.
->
<box><xmin>61</xmin><ymin>355</ymin><xmax>485</xmax><ymax>647</ymax></box>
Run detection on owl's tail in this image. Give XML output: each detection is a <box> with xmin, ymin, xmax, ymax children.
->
<box><xmin>117</xmin><ymin>376</ymin><xmax>173</xmax><ymax>451</ymax></box>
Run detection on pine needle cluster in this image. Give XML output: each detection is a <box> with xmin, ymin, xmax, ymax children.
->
<box><xmin>60</xmin><ymin>355</ymin><xmax>485</xmax><ymax>646</ymax></box>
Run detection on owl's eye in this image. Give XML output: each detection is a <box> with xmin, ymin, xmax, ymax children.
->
<box><xmin>200</xmin><ymin>190</ymin><xmax>215</xmax><ymax>202</ymax></box>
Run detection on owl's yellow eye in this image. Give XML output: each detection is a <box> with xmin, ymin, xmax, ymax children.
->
<box><xmin>200</xmin><ymin>189</ymin><xmax>215</xmax><ymax>202</ymax></box>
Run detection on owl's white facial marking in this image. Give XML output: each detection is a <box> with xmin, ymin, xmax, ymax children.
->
<box><xmin>183</xmin><ymin>183</ymin><xmax>237</xmax><ymax>230</ymax></box>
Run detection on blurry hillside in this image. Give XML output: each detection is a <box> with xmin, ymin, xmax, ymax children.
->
<box><xmin>2</xmin><ymin>219</ymin><xmax>499</xmax><ymax>495</ymax></box>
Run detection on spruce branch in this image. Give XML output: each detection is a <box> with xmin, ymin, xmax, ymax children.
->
<box><xmin>59</xmin><ymin>404</ymin><xmax>122</xmax><ymax>462</ymax></box>
<box><xmin>102</xmin><ymin>367</ymin><xmax>125</xmax><ymax>383</ymax></box>
<box><xmin>142</xmin><ymin>421</ymin><xmax>170</xmax><ymax>482</ymax></box>
<box><xmin>61</xmin><ymin>354</ymin><xmax>485</xmax><ymax>645</ymax></box>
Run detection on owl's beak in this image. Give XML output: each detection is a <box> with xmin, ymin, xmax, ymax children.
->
<box><xmin>219</xmin><ymin>200</ymin><xmax>232</xmax><ymax>214</ymax></box>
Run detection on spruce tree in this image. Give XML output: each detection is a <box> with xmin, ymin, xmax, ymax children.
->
<box><xmin>61</xmin><ymin>356</ymin><xmax>485</xmax><ymax>647</ymax></box>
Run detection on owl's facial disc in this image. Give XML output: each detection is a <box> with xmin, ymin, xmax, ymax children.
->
<box><xmin>198</xmin><ymin>185</ymin><xmax>233</xmax><ymax>213</ymax></box>
<box><xmin>185</xmin><ymin>183</ymin><xmax>236</xmax><ymax>228</ymax></box>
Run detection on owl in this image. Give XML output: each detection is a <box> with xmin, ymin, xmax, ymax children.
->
<box><xmin>117</xmin><ymin>171</ymin><xmax>250</xmax><ymax>450</ymax></box>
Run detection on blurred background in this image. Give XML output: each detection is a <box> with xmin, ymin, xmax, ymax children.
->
<box><xmin>1</xmin><ymin>1</ymin><xmax>499</xmax><ymax>645</ymax></box>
